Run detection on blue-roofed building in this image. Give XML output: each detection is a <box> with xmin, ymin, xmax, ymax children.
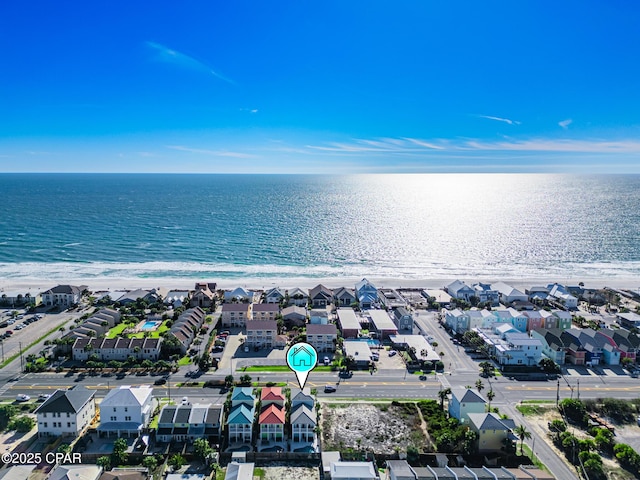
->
<box><xmin>355</xmin><ymin>278</ymin><xmax>378</xmax><ymax>309</ymax></box>
<box><xmin>231</xmin><ymin>387</ymin><xmax>256</xmax><ymax>409</ymax></box>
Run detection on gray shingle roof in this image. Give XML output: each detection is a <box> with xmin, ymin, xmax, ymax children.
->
<box><xmin>35</xmin><ymin>386</ymin><xmax>94</xmax><ymax>414</ymax></box>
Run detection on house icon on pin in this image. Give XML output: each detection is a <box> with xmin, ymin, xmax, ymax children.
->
<box><xmin>290</xmin><ymin>344</ymin><xmax>314</xmax><ymax>367</ymax></box>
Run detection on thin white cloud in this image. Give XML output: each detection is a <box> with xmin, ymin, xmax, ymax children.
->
<box><xmin>167</xmin><ymin>145</ymin><xmax>254</xmax><ymax>158</ymax></box>
<box><xmin>476</xmin><ymin>114</ymin><xmax>521</xmax><ymax>125</ymax></box>
<box><xmin>145</xmin><ymin>41</ymin><xmax>234</xmax><ymax>84</ymax></box>
<box><xmin>559</xmin><ymin>119</ymin><xmax>573</xmax><ymax>129</ymax></box>
<box><xmin>305</xmin><ymin>136</ymin><xmax>640</xmax><ymax>156</ymax></box>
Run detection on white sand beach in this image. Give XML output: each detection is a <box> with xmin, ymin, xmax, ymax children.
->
<box><xmin>1</xmin><ymin>275</ymin><xmax>638</xmax><ymax>295</ymax></box>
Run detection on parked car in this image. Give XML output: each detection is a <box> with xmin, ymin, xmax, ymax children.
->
<box><xmin>419</xmin><ymin>375</ymin><xmax>428</xmax><ymax>381</ymax></box>
<box><xmin>388</xmin><ymin>351</ymin><xmax>397</xmax><ymax>357</ymax></box>
<box><xmin>16</xmin><ymin>394</ymin><xmax>30</xmax><ymax>402</ymax></box>
<box><xmin>324</xmin><ymin>385</ymin><xmax>337</xmax><ymax>393</ymax></box>
<box><xmin>38</xmin><ymin>394</ymin><xmax>51</xmax><ymax>400</ymax></box>
<box><xmin>154</xmin><ymin>378</ymin><xmax>167</xmax><ymax>385</ymax></box>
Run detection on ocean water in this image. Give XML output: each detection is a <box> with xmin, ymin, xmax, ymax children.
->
<box><xmin>1</xmin><ymin>173</ymin><xmax>640</xmax><ymax>281</ymax></box>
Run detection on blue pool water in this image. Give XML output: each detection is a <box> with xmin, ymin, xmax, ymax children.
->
<box><xmin>141</xmin><ymin>321</ymin><xmax>160</xmax><ymax>331</ymax></box>
<box><xmin>353</xmin><ymin>338</ymin><xmax>381</xmax><ymax>347</ymax></box>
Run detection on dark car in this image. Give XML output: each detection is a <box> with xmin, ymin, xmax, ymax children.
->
<box><xmin>154</xmin><ymin>378</ymin><xmax>167</xmax><ymax>385</ymax></box>
<box><xmin>324</xmin><ymin>385</ymin><xmax>337</xmax><ymax>393</ymax></box>
<box><xmin>419</xmin><ymin>375</ymin><xmax>427</xmax><ymax>381</ymax></box>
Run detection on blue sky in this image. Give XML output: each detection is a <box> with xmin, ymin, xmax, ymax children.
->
<box><xmin>1</xmin><ymin>1</ymin><xmax>639</xmax><ymax>173</ymax></box>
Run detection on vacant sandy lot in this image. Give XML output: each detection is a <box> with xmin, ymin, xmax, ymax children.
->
<box><xmin>322</xmin><ymin>402</ymin><xmax>424</xmax><ymax>453</ymax></box>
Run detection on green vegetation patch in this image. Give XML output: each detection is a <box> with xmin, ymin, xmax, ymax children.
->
<box><xmin>516</xmin><ymin>404</ymin><xmax>550</xmax><ymax>416</ymax></box>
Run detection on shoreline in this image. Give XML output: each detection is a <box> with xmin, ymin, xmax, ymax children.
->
<box><xmin>0</xmin><ymin>275</ymin><xmax>638</xmax><ymax>295</ymax></box>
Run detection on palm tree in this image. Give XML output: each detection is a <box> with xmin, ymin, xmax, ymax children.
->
<box><xmin>514</xmin><ymin>424</ymin><xmax>532</xmax><ymax>455</ymax></box>
<box><xmin>438</xmin><ymin>387</ymin><xmax>451</xmax><ymax>410</ymax></box>
<box><xmin>486</xmin><ymin>389</ymin><xmax>495</xmax><ymax>410</ymax></box>
<box><xmin>475</xmin><ymin>379</ymin><xmax>484</xmax><ymax>393</ymax></box>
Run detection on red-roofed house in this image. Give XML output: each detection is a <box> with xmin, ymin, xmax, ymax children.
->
<box><xmin>260</xmin><ymin>387</ymin><xmax>285</xmax><ymax>408</ymax></box>
<box><xmin>258</xmin><ymin>404</ymin><xmax>285</xmax><ymax>442</ymax></box>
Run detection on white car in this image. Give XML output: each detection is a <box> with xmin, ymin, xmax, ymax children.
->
<box><xmin>16</xmin><ymin>394</ymin><xmax>30</xmax><ymax>402</ymax></box>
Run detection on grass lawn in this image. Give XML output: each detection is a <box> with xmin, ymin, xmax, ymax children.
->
<box><xmin>516</xmin><ymin>404</ymin><xmax>551</xmax><ymax>416</ymax></box>
<box><xmin>241</xmin><ymin>365</ymin><xmax>333</xmax><ymax>373</ymax></box>
<box><xmin>521</xmin><ymin>444</ymin><xmax>551</xmax><ymax>473</ymax></box>
<box><xmin>177</xmin><ymin>356</ymin><xmax>192</xmax><ymax>366</ymax></box>
<box><xmin>106</xmin><ymin>322</ymin><xmax>169</xmax><ymax>339</ymax></box>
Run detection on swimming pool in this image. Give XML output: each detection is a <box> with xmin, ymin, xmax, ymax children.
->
<box><xmin>141</xmin><ymin>321</ymin><xmax>161</xmax><ymax>331</ymax></box>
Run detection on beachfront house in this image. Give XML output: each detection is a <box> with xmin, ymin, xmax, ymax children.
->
<box><xmin>41</xmin><ymin>284</ymin><xmax>85</xmax><ymax>307</ymax></box>
<box><xmin>116</xmin><ymin>288</ymin><xmax>163</xmax><ymax>305</ymax></box>
<box><xmin>98</xmin><ymin>385</ymin><xmax>154</xmax><ymax>437</ymax></box>
<box><xmin>445</xmin><ymin>280</ymin><xmax>475</xmax><ymax>302</ymax></box>
<box><xmin>472</xmin><ymin>283</ymin><xmax>500</xmax><ymax>306</ymax></box>
<box><xmin>355</xmin><ymin>278</ymin><xmax>378</xmax><ymax>309</ymax></box>
<box><xmin>165</xmin><ymin>290</ymin><xmax>189</xmax><ymax>308</ymax></box>
<box><xmin>265</xmin><ymin>287</ymin><xmax>285</xmax><ymax>304</ymax></box>
<box><xmin>333</xmin><ymin>287</ymin><xmax>356</xmax><ymax>307</ymax></box>
<box><xmin>378</xmin><ymin>289</ymin><xmax>407</xmax><ymax>309</ymax></box>
<box><xmin>224</xmin><ymin>287</ymin><xmax>253</xmax><ymax>303</ymax></box>
<box><xmin>286</xmin><ymin>288</ymin><xmax>309</xmax><ymax>307</ymax></box>
<box><xmin>309</xmin><ymin>284</ymin><xmax>333</xmax><ymax>308</ymax></box>
<box><xmin>492</xmin><ymin>282</ymin><xmax>528</xmax><ymax>306</ymax></box>
<box><xmin>548</xmin><ymin>284</ymin><xmax>579</xmax><ymax>309</ymax></box>
<box><xmin>190</xmin><ymin>282</ymin><xmax>216</xmax><ymax>309</ymax></box>
<box><xmin>35</xmin><ymin>386</ymin><xmax>96</xmax><ymax>437</ymax></box>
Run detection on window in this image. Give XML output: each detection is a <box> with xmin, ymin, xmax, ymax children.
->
<box><xmin>44</xmin><ymin>422</ymin><xmax>48</xmax><ymax>427</ymax></box>
<box><xmin>124</xmin><ymin>407</ymin><xmax>128</xmax><ymax>412</ymax></box>
<box><xmin>67</xmin><ymin>422</ymin><xmax>71</xmax><ymax>428</ymax></box>
<box><xmin>113</xmin><ymin>407</ymin><xmax>117</xmax><ymax>412</ymax></box>
<box><xmin>125</xmin><ymin>416</ymin><xmax>131</xmax><ymax>421</ymax></box>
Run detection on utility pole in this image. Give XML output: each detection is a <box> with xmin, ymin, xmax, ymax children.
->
<box><xmin>556</xmin><ymin>379</ymin><xmax>560</xmax><ymax>406</ymax></box>
<box><xmin>577</xmin><ymin>379</ymin><xmax>580</xmax><ymax>400</ymax></box>
<box><xmin>19</xmin><ymin>342</ymin><xmax>24</xmax><ymax>373</ymax></box>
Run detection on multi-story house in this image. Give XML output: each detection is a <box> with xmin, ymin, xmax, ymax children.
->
<box><xmin>41</xmin><ymin>285</ymin><xmax>85</xmax><ymax>307</ymax></box>
<box><xmin>467</xmin><ymin>413</ymin><xmax>517</xmax><ymax>453</ymax></box>
<box><xmin>156</xmin><ymin>403</ymin><xmax>223</xmax><ymax>443</ymax></box>
<box><xmin>170</xmin><ymin>307</ymin><xmax>206</xmax><ymax>353</ymax></box>
<box><xmin>221</xmin><ymin>303</ymin><xmax>252</xmax><ymax>328</ymax></box>
<box><xmin>72</xmin><ymin>337</ymin><xmax>161</xmax><ymax>362</ymax></box>
<box><xmin>190</xmin><ymin>282</ymin><xmax>216</xmax><ymax>309</ymax></box>
<box><xmin>492</xmin><ymin>282</ymin><xmax>528</xmax><ymax>305</ymax></box>
<box><xmin>368</xmin><ymin>310</ymin><xmax>398</xmax><ymax>340</ymax></box>
<box><xmin>286</xmin><ymin>288</ymin><xmax>309</xmax><ymax>307</ymax></box>
<box><xmin>252</xmin><ymin>303</ymin><xmax>279</xmax><ymax>321</ymax></box>
<box><xmin>35</xmin><ymin>386</ymin><xmax>95</xmax><ymax>437</ymax></box>
<box><xmin>265</xmin><ymin>287</ymin><xmax>285</xmax><ymax>304</ymax></box>
<box><xmin>472</xmin><ymin>283</ymin><xmax>500</xmax><ymax>306</ymax></box>
<box><xmin>355</xmin><ymin>278</ymin><xmax>378</xmax><ymax>309</ymax></box>
<box><xmin>309</xmin><ymin>284</ymin><xmax>333</xmax><ymax>308</ymax></box>
<box><xmin>98</xmin><ymin>385</ymin><xmax>154</xmax><ymax>437</ymax></box>
<box><xmin>445</xmin><ymin>280</ymin><xmax>475</xmax><ymax>302</ymax></box>
<box><xmin>336</xmin><ymin>308</ymin><xmax>361</xmax><ymax>338</ymax></box>
<box><xmin>246</xmin><ymin>320</ymin><xmax>277</xmax><ymax>349</ymax></box>
<box><xmin>306</xmin><ymin>323</ymin><xmax>337</xmax><ymax>352</ymax></box>
<box><xmin>333</xmin><ymin>287</ymin><xmax>356</xmax><ymax>307</ymax></box>
<box><xmin>443</xmin><ymin>309</ymin><xmax>469</xmax><ymax>335</ymax></box>
<box><xmin>530</xmin><ymin>328</ymin><xmax>567</xmax><ymax>365</ymax></box>
<box><xmin>392</xmin><ymin>307</ymin><xmax>413</xmax><ymax>332</ymax></box>
<box><xmin>448</xmin><ymin>387</ymin><xmax>487</xmax><ymax>424</ymax></box>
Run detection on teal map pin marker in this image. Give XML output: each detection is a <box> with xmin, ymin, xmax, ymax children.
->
<box><xmin>286</xmin><ymin>342</ymin><xmax>318</xmax><ymax>390</ymax></box>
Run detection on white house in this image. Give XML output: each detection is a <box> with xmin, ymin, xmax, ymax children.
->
<box><xmin>306</xmin><ymin>323</ymin><xmax>337</xmax><ymax>352</ymax></box>
<box><xmin>492</xmin><ymin>282</ymin><xmax>528</xmax><ymax>305</ymax></box>
<box><xmin>35</xmin><ymin>386</ymin><xmax>95</xmax><ymax>437</ymax></box>
<box><xmin>98</xmin><ymin>385</ymin><xmax>154</xmax><ymax>437</ymax></box>
<box><xmin>41</xmin><ymin>285</ymin><xmax>85</xmax><ymax>307</ymax></box>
